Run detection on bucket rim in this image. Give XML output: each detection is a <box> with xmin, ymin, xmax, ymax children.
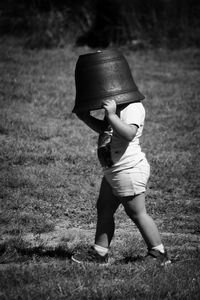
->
<box><xmin>72</xmin><ymin>90</ymin><xmax>145</xmax><ymax>113</ymax></box>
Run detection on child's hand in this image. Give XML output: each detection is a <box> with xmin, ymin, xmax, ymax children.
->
<box><xmin>102</xmin><ymin>99</ymin><xmax>116</xmax><ymax>117</ymax></box>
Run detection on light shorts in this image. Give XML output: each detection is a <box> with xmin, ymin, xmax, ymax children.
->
<box><xmin>104</xmin><ymin>158</ymin><xmax>150</xmax><ymax>197</ymax></box>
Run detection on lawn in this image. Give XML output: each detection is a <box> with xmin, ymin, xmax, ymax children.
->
<box><xmin>0</xmin><ymin>37</ymin><xmax>200</xmax><ymax>299</ymax></box>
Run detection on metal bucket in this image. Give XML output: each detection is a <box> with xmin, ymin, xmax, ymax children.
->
<box><xmin>72</xmin><ymin>49</ymin><xmax>144</xmax><ymax>113</ymax></box>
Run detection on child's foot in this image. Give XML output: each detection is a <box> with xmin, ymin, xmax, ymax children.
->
<box><xmin>71</xmin><ymin>246</ymin><xmax>108</xmax><ymax>264</ymax></box>
<box><xmin>145</xmin><ymin>249</ymin><xmax>171</xmax><ymax>266</ymax></box>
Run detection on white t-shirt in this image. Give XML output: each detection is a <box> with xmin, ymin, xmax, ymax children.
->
<box><xmin>103</xmin><ymin>102</ymin><xmax>146</xmax><ymax>174</ymax></box>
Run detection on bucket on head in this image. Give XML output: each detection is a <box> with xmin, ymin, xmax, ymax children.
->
<box><xmin>72</xmin><ymin>49</ymin><xmax>145</xmax><ymax>113</ymax></box>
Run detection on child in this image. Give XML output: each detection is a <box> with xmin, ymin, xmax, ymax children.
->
<box><xmin>71</xmin><ymin>98</ymin><xmax>171</xmax><ymax>266</ymax></box>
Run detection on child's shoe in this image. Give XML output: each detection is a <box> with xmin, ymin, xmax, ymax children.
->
<box><xmin>71</xmin><ymin>246</ymin><xmax>108</xmax><ymax>264</ymax></box>
<box><xmin>145</xmin><ymin>249</ymin><xmax>171</xmax><ymax>266</ymax></box>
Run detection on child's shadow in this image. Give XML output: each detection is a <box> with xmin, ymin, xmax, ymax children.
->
<box><xmin>0</xmin><ymin>245</ymin><xmax>73</xmax><ymax>264</ymax></box>
<box><xmin>18</xmin><ymin>245</ymin><xmax>73</xmax><ymax>260</ymax></box>
<box><xmin>116</xmin><ymin>254</ymin><xmax>144</xmax><ymax>264</ymax></box>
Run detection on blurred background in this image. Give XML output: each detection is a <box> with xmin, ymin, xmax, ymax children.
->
<box><xmin>0</xmin><ymin>0</ymin><xmax>200</xmax><ymax>49</ymax></box>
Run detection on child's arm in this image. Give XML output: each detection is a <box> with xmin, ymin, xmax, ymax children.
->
<box><xmin>76</xmin><ymin>112</ymin><xmax>107</xmax><ymax>134</ymax></box>
<box><xmin>102</xmin><ymin>100</ymin><xmax>138</xmax><ymax>141</ymax></box>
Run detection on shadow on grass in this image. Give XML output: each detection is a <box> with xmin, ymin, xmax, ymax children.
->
<box><xmin>116</xmin><ymin>255</ymin><xmax>181</xmax><ymax>267</ymax></box>
<box><xmin>118</xmin><ymin>255</ymin><xmax>144</xmax><ymax>264</ymax></box>
<box><xmin>117</xmin><ymin>246</ymin><xmax>200</xmax><ymax>266</ymax></box>
<box><xmin>0</xmin><ymin>244</ymin><xmax>73</xmax><ymax>265</ymax></box>
<box><xmin>17</xmin><ymin>245</ymin><xmax>73</xmax><ymax>259</ymax></box>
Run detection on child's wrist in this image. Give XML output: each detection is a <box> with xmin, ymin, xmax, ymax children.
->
<box><xmin>107</xmin><ymin>112</ymin><xmax>117</xmax><ymax>120</ymax></box>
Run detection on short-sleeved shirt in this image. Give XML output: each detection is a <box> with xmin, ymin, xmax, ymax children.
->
<box><xmin>98</xmin><ymin>102</ymin><xmax>146</xmax><ymax>174</ymax></box>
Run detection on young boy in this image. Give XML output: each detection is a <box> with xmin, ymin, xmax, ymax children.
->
<box><xmin>72</xmin><ymin>98</ymin><xmax>171</xmax><ymax>266</ymax></box>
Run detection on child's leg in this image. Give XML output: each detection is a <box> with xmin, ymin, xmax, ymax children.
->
<box><xmin>95</xmin><ymin>176</ymin><xmax>120</xmax><ymax>249</ymax></box>
<box><xmin>120</xmin><ymin>192</ymin><xmax>162</xmax><ymax>248</ymax></box>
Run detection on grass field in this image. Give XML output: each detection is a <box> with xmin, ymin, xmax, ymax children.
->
<box><xmin>0</xmin><ymin>37</ymin><xmax>200</xmax><ymax>299</ymax></box>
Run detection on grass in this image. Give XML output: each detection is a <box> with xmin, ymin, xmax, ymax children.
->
<box><xmin>0</xmin><ymin>37</ymin><xmax>200</xmax><ymax>299</ymax></box>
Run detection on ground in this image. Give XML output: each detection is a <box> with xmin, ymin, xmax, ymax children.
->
<box><xmin>0</xmin><ymin>38</ymin><xmax>200</xmax><ymax>299</ymax></box>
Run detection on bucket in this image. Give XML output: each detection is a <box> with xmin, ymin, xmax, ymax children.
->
<box><xmin>72</xmin><ymin>49</ymin><xmax>144</xmax><ymax>113</ymax></box>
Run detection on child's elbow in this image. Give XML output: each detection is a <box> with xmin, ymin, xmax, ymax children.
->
<box><xmin>126</xmin><ymin>125</ymin><xmax>137</xmax><ymax>141</ymax></box>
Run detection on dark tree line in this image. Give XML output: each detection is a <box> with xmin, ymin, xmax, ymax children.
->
<box><xmin>0</xmin><ymin>0</ymin><xmax>199</xmax><ymax>48</ymax></box>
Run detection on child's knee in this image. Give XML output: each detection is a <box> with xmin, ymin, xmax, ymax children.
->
<box><xmin>125</xmin><ymin>208</ymin><xmax>146</xmax><ymax>221</ymax></box>
<box><xmin>96</xmin><ymin>196</ymin><xmax>119</xmax><ymax>215</ymax></box>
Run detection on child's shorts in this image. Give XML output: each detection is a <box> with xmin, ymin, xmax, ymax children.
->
<box><xmin>104</xmin><ymin>158</ymin><xmax>150</xmax><ymax>197</ymax></box>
